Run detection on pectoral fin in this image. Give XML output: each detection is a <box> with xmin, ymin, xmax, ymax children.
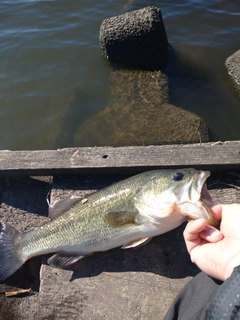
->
<box><xmin>104</xmin><ymin>211</ymin><xmax>139</xmax><ymax>227</ymax></box>
<box><xmin>47</xmin><ymin>252</ymin><xmax>85</xmax><ymax>268</ymax></box>
<box><xmin>121</xmin><ymin>237</ymin><xmax>152</xmax><ymax>249</ymax></box>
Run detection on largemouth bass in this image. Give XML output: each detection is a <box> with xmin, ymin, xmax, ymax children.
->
<box><xmin>0</xmin><ymin>169</ymin><xmax>214</xmax><ymax>281</ymax></box>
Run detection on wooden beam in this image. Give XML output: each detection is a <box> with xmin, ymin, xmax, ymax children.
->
<box><xmin>0</xmin><ymin>141</ymin><xmax>240</xmax><ymax>176</ymax></box>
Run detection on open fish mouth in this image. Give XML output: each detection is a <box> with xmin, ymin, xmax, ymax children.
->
<box><xmin>195</xmin><ymin>171</ymin><xmax>215</xmax><ymax>225</ymax></box>
<box><xmin>200</xmin><ymin>183</ymin><xmax>213</xmax><ymax>206</ymax></box>
<box><xmin>200</xmin><ymin>184</ymin><xmax>214</xmax><ymax>224</ymax></box>
<box><xmin>178</xmin><ymin>170</ymin><xmax>214</xmax><ymax>223</ymax></box>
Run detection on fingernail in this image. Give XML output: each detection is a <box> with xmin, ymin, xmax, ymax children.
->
<box><xmin>203</xmin><ymin>227</ymin><xmax>221</xmax><ymax>237</ymax></box>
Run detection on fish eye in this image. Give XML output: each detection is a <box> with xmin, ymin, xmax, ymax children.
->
<box><xmin>172</xmin><ymin>172</ymin><xmax>184</xmax><ymax>181</ymax></box>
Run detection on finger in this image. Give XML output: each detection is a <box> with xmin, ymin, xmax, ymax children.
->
<box><xmin>210</xmin><ymin>204</ymin><xmax>222</xmax><ymax>221</ymax></box>
<box><xmin>183</xmin><ymin>218</ymin><xmax>207</xmax><ymax>252</ymax></box>
<box><xmin>184</xmin><ymin>218</ymin><xmax>207</xmax><ymax>240</ymax></box>
<box><xmin>199</xmin><ymin>225</ymin><xmax>223</xmax><ymax>243</ymax></box>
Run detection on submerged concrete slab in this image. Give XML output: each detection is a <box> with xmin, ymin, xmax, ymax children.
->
<box><xmin>74</xmin><ymin>69</ymin><xmax>209</xmax><ymax>147</ymax></box>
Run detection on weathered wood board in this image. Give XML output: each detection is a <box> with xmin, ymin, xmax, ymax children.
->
<box><xmin>0</xmin><ymin>141</ymin><xmax>240</xmax><ymax>176</ymax></box>
<box><xmin>0</xmin><ymin>168</ymin><xmax>239</xmax><ymax>319</ymax></box>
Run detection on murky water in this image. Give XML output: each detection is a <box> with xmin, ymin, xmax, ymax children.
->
<box><xmin>0</xmin><ymin>0</ymin><xmax>239</xmax><ymax>150</ymax></box>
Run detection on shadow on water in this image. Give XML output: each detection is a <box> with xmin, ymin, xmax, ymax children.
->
<box><xmin>165</xmin><ymin>44</ymin><xmax>240</xmax><ymax>141</ymax></box>
<box><xmin>166</xmin><ymin>45</ymin><xmax>213</xmax><ymax>109</ymax></box>
<box><xmin>54</xmin><ymin>89</ymin><xmax>90</xmax><ymax>148</ymax></box>
<box><xmin>54</xmin><ymin>86</ymin><xmax>110</xmax><ymax>149</ymax></box>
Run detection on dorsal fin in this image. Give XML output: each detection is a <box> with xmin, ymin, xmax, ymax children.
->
<box><xmin>48</xmin><ymin>197</ymin><xmax>82</xmax><ymax>219</ymax></box>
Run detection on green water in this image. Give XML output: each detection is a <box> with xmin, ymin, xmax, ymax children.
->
<box><xmin>0</xmin><ymin>0</ymin><xmax>239</xmax><ymax>150</ymax></box>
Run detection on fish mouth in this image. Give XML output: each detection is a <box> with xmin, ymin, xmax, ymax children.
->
<box><xmin>198</xmin><ymin>172</ymin><xmax>213</xmax><ymax>203</ymax></box>
<box><xmin>181</xmin><ymin>170</ymin><xmax>214</xmax><ymax>223</ymax></box>
<box><xmin>200</xmin><ymin>186</ymin><xmax>214</xmax><ymax>224</ymax></box>
<box><xmin>196</xmin><ymin>171</ymin><xmax>212</xmax><ymax>202</ymax></box>
<box><xmin>194</xmin><ymin>171</ymin><xmax>214</xmax><ymax>223</ymax></box>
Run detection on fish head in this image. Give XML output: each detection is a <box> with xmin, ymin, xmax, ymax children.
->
<box><xmin>134</xmin><ymin>169</ymin><xmax>214</xmax><ymax>227</ymax></box>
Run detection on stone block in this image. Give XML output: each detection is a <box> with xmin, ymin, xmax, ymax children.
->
<box><xmin>99</xmin><ymin>6</ymin><xmax>168</xmax><ymax>70</ymax></box>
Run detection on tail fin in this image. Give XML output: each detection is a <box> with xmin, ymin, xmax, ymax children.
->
<box><xmin>0</xmin><ymin>223</ymin><xmax>25</xmax><ymax>281</ymax></box>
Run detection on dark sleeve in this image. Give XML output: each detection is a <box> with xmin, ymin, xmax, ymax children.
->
<box><xmin>205</xmin><ymin>265</ymin><xmax>240</xmax><ymax>319</ymax></box>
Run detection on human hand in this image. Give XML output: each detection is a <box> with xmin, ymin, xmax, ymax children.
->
<box><xmin>183</xmin><ymin>204</ymin><xmax>240</xmax><ymax>281</ymax></box>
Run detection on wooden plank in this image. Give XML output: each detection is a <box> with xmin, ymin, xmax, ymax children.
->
<box><xmin>0</xmin><ymin>141</ymin><xmax>240</xmax><ymax>176</ymax></box>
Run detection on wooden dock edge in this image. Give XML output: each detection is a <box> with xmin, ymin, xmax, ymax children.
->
<box><xmin>0</xmin><ymin>141</ymin><xmax>240</xmax><ymax>176</ymax></box>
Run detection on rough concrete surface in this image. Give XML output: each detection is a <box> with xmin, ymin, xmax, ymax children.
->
<box><xmin>225</xmin><ymin>49</ymin><xmax>240</xmax><ymax>96</ymax></box>
<box><xmin>0</xmin><ymin>171</ymin><xmax>239</xmax><ymax>319</ymax></box>
<box><xmin>99</xmin><ymin>6</ymin><xmax>168</xmax><ymax>70</ymax></box>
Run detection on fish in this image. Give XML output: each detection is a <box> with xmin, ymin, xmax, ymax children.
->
<box><xmin>0</xmin><ymin>168</ymin><xmax>214</xmax><ymax>281</ymax></box>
